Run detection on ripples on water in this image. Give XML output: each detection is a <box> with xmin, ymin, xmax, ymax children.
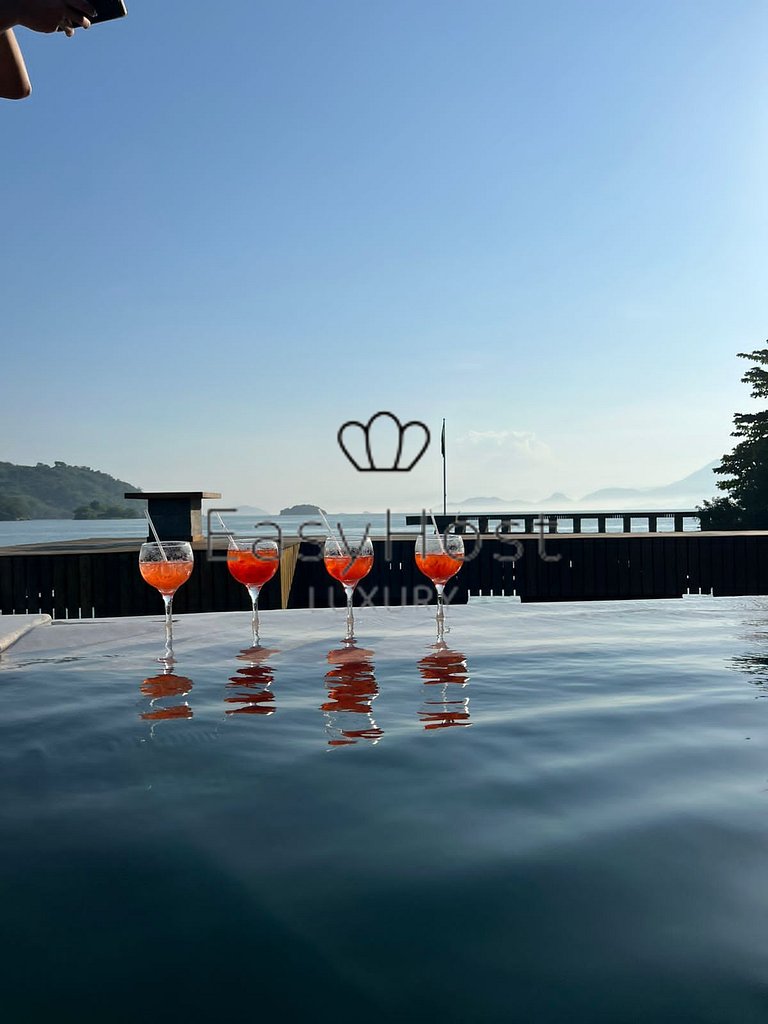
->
<box><xmin>2</xmin><ymin>598</ymin><xmax>768</xmax><ymax>1021</ymax></box>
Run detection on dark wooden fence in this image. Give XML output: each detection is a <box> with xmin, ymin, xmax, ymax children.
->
<box><xmin>406</xmin><ymin>510</ymin><xmax>701</xmax><ymax>534</ymax></box>
<box><xmin>290</xmin><ymin>534</ymin><xmax>768</xmax><ymax>606</ymax></box>
<box><xmin>2</xmin><ymin>533</ymin><xmax>768</xmax><ymax>618</ymax></box>
<box><xmin>455</xmin><ymin>534</ymin><xmax>767</xmax><ymax>601</ymax></box>
<box><xmin>0</xmin><ymin>546</ymin><xmax>280</xmax><ymax>619</ymax></box>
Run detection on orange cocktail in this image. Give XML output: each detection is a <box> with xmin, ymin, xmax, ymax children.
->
<box><xmin>323</xmin><ymin>553</ymin><xmax>374</xmax><ymax>586</ymax></box>
<box><xmin>323</xmin><ymin>535</ymin><xmax>374</xmax><ymax>642</ymax></box>
<box><xmin>227</xmin><ymin>539</ymin><xmax>280</xmax><ymax>650</ymax></box>
<box><xmin>138</xmin><ymin>541</ymin><xmax>195</xmax><ymax>663</ymax></box>
<box><xmin>414</xmin><ymin>531</ymin><xmax>465</xmax><ymax>640</ymax></box>
<box><xmin>415</xmin><ymin>551</ymin><xmax>463</xmax><ymax>587</ymax></box>
<box><xmin>227</xmin><ymin>547</ymin><xmax>280</xmax><ymax>589</ymax></box>
<box><xmin>140</xmin><ymin>559</ymin><xmax>194</xmax><ymax>596</ymax></box>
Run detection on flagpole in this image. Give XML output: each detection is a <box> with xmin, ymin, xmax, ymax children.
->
<box><xmin>441</xmin><ymin>418</ymin><xmax>447</xmax><ymax>515</ymax></box>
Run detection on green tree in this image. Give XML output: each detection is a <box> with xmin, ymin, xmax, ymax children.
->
<box><xmin>0</xmin><ymin>461</ymin><xmax>141</xmax><ymax>519</ymax></box>
<box><xmin>700</xmin><ymin>344</ymin><xmax>768</xmax><ymax>529</ymax></box>
<box><xmin>73</xmin><ymin>500</ymin><xmax>140</xmax><ymax>520</ymax></box>
<box><xmin>0</xmin><ymin>495</ymin><xmax>31</xmax><ymax>521</ymax></box>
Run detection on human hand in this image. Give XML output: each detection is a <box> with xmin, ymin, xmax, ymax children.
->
<box><xmin>14</xmin><ymin>0</ymin><xmax>96</xmax><ymax>35</ymax></box>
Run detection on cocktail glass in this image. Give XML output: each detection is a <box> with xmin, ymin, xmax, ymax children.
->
<box><xmin>139</xmin><ymin>541</ymin><xmax>194</xmax><ymax>663</ymax></box>
<box><xmin>226</xmin><ymin>537</ymin><xmax>280</xmax><ymax>650</ymax></box>
<box><xmin>414</xmin><ymin>530</ymin><xmax>464</xmax><ymax>639</ymax></box>
<box><xmin>323</xmin><ymin>536</ymin><xmax>374</xmax><ymax>642</ymax></box>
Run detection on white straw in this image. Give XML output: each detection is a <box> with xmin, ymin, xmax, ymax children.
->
<box><xmin>319</xmin><ymin>510</ymin><xmax>345</xmax><ymax>556</ymax></box>
<box><xmin>428</xmin><ymin>509</ymin><xmax>447</xmax><ymax>554</ymax></box>
<box><xmin>215</xmin><ymin>511</ymin><xmax>238</xmax><ymax>549</ymax></box>
<box><xmin>144</xmin><ymin>509</ymin><xmax>169</xmax><ymax>560</ymax></box>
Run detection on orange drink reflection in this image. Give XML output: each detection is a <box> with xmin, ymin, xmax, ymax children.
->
<box><xmin>226</xmin><ymin>655</ymin><xmax>277</xmax><ymax>716</ymax></box>
<box><xmin>418</xmin><ymin>642</ymin><xmax>471</xmax><ymax>731</ymax></box>
<box><xmin>323</xmin><ymin>642</ymin><xmax>382</xmax><ymax>746</ymax></box>
<box><xmin>140</xmin><ymin>670</ymin><xmax>194</xmax><ymax>722</ymax></box>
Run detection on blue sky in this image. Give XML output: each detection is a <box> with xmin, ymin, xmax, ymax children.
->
<box><xmin>2</xmin><ymin>0</ymin><xmax>767</xmax><ymax>511</ymax></box>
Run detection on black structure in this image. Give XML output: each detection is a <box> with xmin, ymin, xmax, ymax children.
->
<box><xmin>124</xmin><ymin>491</ymin><xmax>221</xmax><ymax>542</ymax></box>
<box><xmin>405</xmin><ymin>510</ymin><xmax>700</xmax><ymax>534</ymax></box>
<box><xmin>1</xmin><ymin>533</ymin><xmax>767</xmax><ymax>619</ymax></box>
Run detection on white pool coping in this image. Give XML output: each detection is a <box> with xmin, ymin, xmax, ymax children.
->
<box><xmin>0</xmin><ymin>614</ymin><xmax>52</xmax><ymax>654</ymax></box>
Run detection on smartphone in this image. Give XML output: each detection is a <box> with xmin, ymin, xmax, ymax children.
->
<box><xmin>89</xmin><ymin>0</ymin><xmax>128</xmax><ymax>24</ymax></box>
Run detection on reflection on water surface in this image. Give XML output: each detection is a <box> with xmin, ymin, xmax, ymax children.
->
<box><xmin>225</xmin><ymin>646</ymin><xmax>279</xmax><ymax>716</ymax></box>
<box><xmin>5</xmin><ymin>600</ymin><xmax>768</xmax><ymax>1022</ymax></box>
<box><xmin>323</xmin><ymin>641</ymin><xmax>382</xmax><ymax>746</ymax></box>
<box><xmin>418</xmin><ymin>641</ymin><xmax>471</xmax><ymax>730</ymax></box>
<box><xmin>140</xmin><ymin>666</ymin><xmax>194</xmax><ymax>721</ymax></box>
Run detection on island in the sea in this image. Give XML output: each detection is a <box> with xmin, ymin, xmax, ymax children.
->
<box><xmin>0</xmin><ymin>460</ymin><xmax>142</xmax><ymax>521</ymax></box>
<box><xmin>279</xmin><ymin>503</ymin><xmax>327</xmax><ymax>516</ymax></box>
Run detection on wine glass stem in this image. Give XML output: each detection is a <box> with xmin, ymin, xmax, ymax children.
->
<box><xmin>435</xmin><ymin>584</ymin><xmax>445</xmax><ymax>641</ymax></box>
<box><xmin>344</xmin><ymin>586</ymin><xmax>355</xmax><ymax>642</ymax></box>
<box><xmin>248</xmin><ymin>586</ymin><xmax>261</xmax><ymax>647</ymax></box>
<box><xmin>163</xmin><ymin>594</ymin><xmax>174</xmax><ymax>661</ymax></box>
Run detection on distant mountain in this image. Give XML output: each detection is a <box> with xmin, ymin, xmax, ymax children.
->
<box><xmin>580</xmin><ymin>461</ymin><xmax>721</xmax><ymax>509</ymax></box>
<box><xmin>444</xmin><ymin>461</ymin><xmax>722</xmax><ymax>513</ymax></box>
<box><xmin>234</xmin><ymin>504</ymin><xmax>270</xmax><ymax>515</ymax></box>
<box><xmin>539</xmin><ymin>491</ymin><xmax>573</xmax><ymax>506</ymax></box>
<box><xmin>449</xmin><ymin>496</ymin><xmax>532</xmax><ymax>510</ymax></box>
<box><xmin>0</xmin><ymin>460</ymin><xmax>142</xmax><ymax>521</ymax></box>
<box><xmin>652</xmin><ymin>461</ymin><xmax>725</xmax><ymax>498</ymax></box>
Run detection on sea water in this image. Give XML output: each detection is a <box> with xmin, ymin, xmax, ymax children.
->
<box><xmin>0</xmin><ymin>512</ymin><xmax>701</xmax><ymax>548</ymax></box>
<box><xmin>1</xmin><ymin>597</ymin><xmax>767</xmax><ymax>1022</ymax></box>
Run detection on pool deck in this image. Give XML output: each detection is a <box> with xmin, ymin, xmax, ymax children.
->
<box><xmin>0</xmin><ymin>613</ymin><xmax>52</xmax><ymax>654</ymax></box>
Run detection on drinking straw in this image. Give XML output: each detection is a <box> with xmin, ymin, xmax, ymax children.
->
<box><xmin>215</xmin><ymin>511</ymin><xmax>238</xmax><ymax>549</ymax></box>
<box><xmin>144</xmin><ymin>509</ymin><xmax>168</xmax><ymax>560</ymax></box>
<box><xmin>428</xmin><ymin>509</ymin><xmax>447</xmax><ymax>554</ymax></box>
<box><xmin>319</xmin><ymin>510</ymin><xmax>345</xmax><ymax>556</ymax></box>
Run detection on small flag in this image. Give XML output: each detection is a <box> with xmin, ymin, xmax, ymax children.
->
<box><xmin>441</xmin><ymin>419</ymin><xmax>446</xmax><ymax>458</ymax></box>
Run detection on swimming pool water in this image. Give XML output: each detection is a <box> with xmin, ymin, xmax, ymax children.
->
<box><xmin>1</xmin><ymin>598</ymin><xmax>768</xmax><ymax>1022</ymax></box>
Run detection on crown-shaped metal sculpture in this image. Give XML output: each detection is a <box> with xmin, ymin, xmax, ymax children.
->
<box><xmin>337</xmin><ymin>412</ymin><xmax>431</xmax><ymax>472</ymax></box>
